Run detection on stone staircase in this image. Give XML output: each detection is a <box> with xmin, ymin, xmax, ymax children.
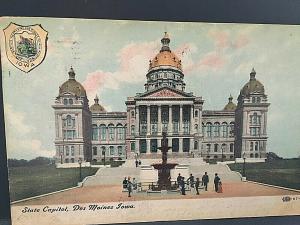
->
<box><xmin>83</xmin><ymin>160</ymin><xmax>241</xmax><ymax>186</ymax></box>
<box><xmin>83</xmin><ymin>167</ymin><xmax>140</xmax><ymax>186</ymax></box>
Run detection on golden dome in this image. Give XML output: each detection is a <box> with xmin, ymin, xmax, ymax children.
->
<box><xmin>240</xmin><ymin>68</ymin><xmax>265</xmax><ymax>96</ymax></box>
<box><xmin>148</xmin><ymin>32</ymin><xmax>182</xmax><ymax>71</ymax></box>
<box><xmin>59</xmin><ymin>67</ymin><xmax>87</xmax><ymax>97</ymax></box>
<box><xmin>90</xmin><ymin>95</ymin><xmax>106</xmax><ymax>113</ymax></box>
<box><xmin>223</xmin><ymin>95</ymin><xmax>237</xmax><ymax>111</ymax></box>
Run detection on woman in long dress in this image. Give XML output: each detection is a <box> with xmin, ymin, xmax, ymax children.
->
<box><xmin>217</xmin><ymin>181</ymin><xmax>223</xmax><ymax>193</ymax></box>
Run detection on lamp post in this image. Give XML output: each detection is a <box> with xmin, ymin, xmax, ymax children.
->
<box><xmin>102</xmin><ymin>149</ymin><xmax>106</xmax><ymax>166</ymax></box>
<box><xmin>78</xmin><ymin>158</ymin><xmax>82</xmax><ymax>182</ymax></box>
<box><xmin>60</xmin><ymin>152</ymin><xmax>63</xmax><ymax>164</ymax></box>
<box><xmin>242</xmin><ymin>152</ymin><xmax>246</xmax><ymax>177</ymax></box>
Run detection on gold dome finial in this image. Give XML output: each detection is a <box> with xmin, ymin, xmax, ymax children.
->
<box><xmin>94</xmin><ymin>95</ymin><xmax>99</xmax><ymax>104</ymax></box>
<box><xmin>161</xmin><ymin>32</ymin><xmax>170</xmax><ymax>52</ymax></box>
<box><xmin>250</xmin><ymin>68</ymin><xmax>256</xmax><ymax>80</ymax></box>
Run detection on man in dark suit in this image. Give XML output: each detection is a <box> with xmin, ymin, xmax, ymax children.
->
<box><xmin>214</xmin><ymin>173</ymin><xmax>220</xmax><ymax>192</ymax></box>
<box><xmin>195</xmin><ymin>177</ymin><xmax>200</xmax><ymax>195</ymax></box>
<box><xmin>202</xmin><ymin>172</ymin><xmax>209</xmax><ymax>191</ymax></box>
<box><xmin>177</xmin><ymin>173</ymin><xmax>182</xmax><ymax>187</ymax></box>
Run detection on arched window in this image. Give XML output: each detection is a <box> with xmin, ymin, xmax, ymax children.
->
<box><xmin>63</xmin><ymin>99</ymin><xmax>68</xmax><ymax>105</ymax></box>
<box><xmin>253</xmin><ymin>113</ymin><xmax>258</xmax><ymax>124</ymax></box>
<box><xmin>131</xmin><ymin>125</ymin><xmax>135</xmax><ymax>136</ymax></box>
<box><xmin>221</xmin><ymin>143</ymin><xmax>227</xmax><ymax>152</ymax></box>
<box><xmin>108</xmin><ymin>124</ymin><xmax>115</xmax><ymax>141</ymax></box>
<box><xmin>255</xmin><ymin>153</ymin><xmax>259</xmax><ymax>158</ymax></box>
<box><xmin>101</xmin><ymin>146</ymin><xmax>106</xmax><ymax>156</ymax></box>
<box><xmin>194</xmin><ymin>141</ymin><xmax>198</xmax><ymax>150</ymax></box>
<box><xmin>66</xmin><ymin>146</ymin><xmax>69</xmax><ymax>156</ymax></box>
<box><xmin>252</xmin><ymin>97</ymin><xmax>256</xmax><ymax>103</ymax></box>
<box><xmin>229</xmin><ymin>122</ymin><xmax>234</xmax><ymax>136</ymax></box>
<box><xmin>65</xmin><ymin>158</ymin><xmax>69</xmax><ymax>163</ymax></box>
<box><xmin>93</xmin><ymin>147</ymin><xmax>97</xmax><ymax>155</ymax></box>
<box><xmin>257</xmin><ymin>97</ymin><xmax>261</xmax><ymax>103</ymax></box>
<box><xmin>131</xmin><ymin>111</ymin><xmax>134</xmax><ymax>117</ymax></box>
<box><xmin>206</xmin><ymin>144</ymin><xmax>211</xmax><ymax>152</ymax></box>
<box><xmin>206</xmin><ymin>123</ymin><xmax>212</xmax><ymax>137</ymax></box>
<box><xmin>214</xmin><ymin>122</ymin><xmax>220</xmax><ymax>137</ymax></box>
<box><xmin>195</xmin><ymin>110</ymin><xmax>198</xmax><ymax>117</ymax></box>
<box><xmin>116</xmin><ymin>124</ymin><xmax>124</xmax><ymax>140</ymax></box>
<box><xmin>202</xmin><ymin>123</ymin><xmax>205</xmax><ymax>136</ymax></box>
<box><xmin>100</xmin><ymin>125</ymin><xmax>106</xmax><ymax>141</ymax></box>
<box><xmin>117</xmin><ymin>146</ymin><xmax>123</xmax><ymax>155</ymax></box>
<box><xmin>66</xmin><ymin>115</ymin><xmax>72</xmax><ymax>127</ymax></box>
<box><xmin>92</xmin><ymin>124</ymin><xmax>98</xmax><ymax>140</ymax></box>
<box><xmin>214</xmin><ymin>143</ymin><xmax>218</xmax><ymax>152</ymax></box>
<box><xmin>71</xmin><ymin>158</ymin><xmax>74</xmax><ymax>163</ymax></box>
<box><xmin>109</xmin><ymin>146</ymin><xmax>115</xmax><ymax>155</ymax></box>
<box><xmin>222</xmin><ymin>122</ymin><xmax>228</xmax><ymax>137</ymax></box>
<box><xmin>250</xmin><ymin>142</ymin><xmax>254</xmax><ymax>151</ymax></box>
<box><xmin>71</xmin><ymin>146</ymin><xmax>74</xmax><ymax>156</ymax></box>
<box><xmin>250</xmin><ymin>153</ymin><xmax>254</xmax><ymax>158</ymax></box>
<box><xmin>255</xmin><ymin>142</ymin><xmax>259</xmax><ymax>151</ymax></box>
<box><xmin>230</xmin><ymin>143</ymin><xmax>234</xmax><ymax>152</ymax></box>
<box><xmin>69</xmin><ymin>99</ymin><xmax>73</xmax><ymax>105</ymax></box>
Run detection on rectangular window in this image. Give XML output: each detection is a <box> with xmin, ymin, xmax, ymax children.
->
<box><xmin>109</xmin><ymin>127</ymin><xmax>114</xmax><ymax>140</ymax></box>
<box><xmin>100</xmin><ymin>127</ymin><xmax>106</xmax><ymax>141</ymax></box>
<box><xmin>71</xmin><ymin>146</ymin><xmax>74</xmax><ymax>156</ymax></box>
<box><xmin>110</xmin><ymin>146</ymin><xmax>114</xmax><ymax>155</ymax></box>
<box><xmin>66</xmin><ymin>146</ymin><xmax>69</xmax><ymax>156</ymax></box>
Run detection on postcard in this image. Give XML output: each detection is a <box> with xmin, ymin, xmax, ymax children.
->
<box><xmin>0</xmin><ymin>17</ymin><xmax>299</xmax><ymax>225</ymax></box>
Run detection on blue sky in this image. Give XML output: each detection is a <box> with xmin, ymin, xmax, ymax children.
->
<box><xmin>1</xmin><ymin>17</ymin><xmax>299</xmax><ymax>159</ymax></box>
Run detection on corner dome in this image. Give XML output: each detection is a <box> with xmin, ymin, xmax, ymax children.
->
<box><xmin>148</xmin><ymin>32</ymin><xmax>182</xmax><ymax>72</ymax></box>
<box><xmin>59</xmin><ymin>67</ymin><xmax>87</xmax><ymax>97</ymax></box>
<box><xmin>240</xmin><ymin>68</ymin><xmax>265</xmax><ymax>97</ymax></box>
<box><xmin>223</xmin><ymin>95</ymin><xmax>236</xmax><ymax>111</ymax></box>
<box><xmin>90</xmin><ymin>95</ymin><xmax>106</xmax><ymax>113</ymax></box>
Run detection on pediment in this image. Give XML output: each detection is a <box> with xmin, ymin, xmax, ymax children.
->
<box><xmin>138</xmin><ymin>87</ymin><xmax>193</xmax><ymax>98</ymax></box>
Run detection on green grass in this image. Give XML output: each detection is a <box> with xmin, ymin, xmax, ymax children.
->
<box><xmin>228</xmin><ymin>159</ymin><xmax>300</xmax><ymax>190</ymax></box>
<box><xmin>8</xmin><ymin>165</ymin><xmax>98</xmax><ymax>201</ymax></box>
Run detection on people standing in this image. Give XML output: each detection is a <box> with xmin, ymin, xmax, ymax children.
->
<box><xmin>138</xmin><ymin>160</ymin><xmax>141</xmax><ymax>166</ymax></box>
<box><xmin>127</xmin><ymin>177</ymin><xmax>133</xmax><ymax>197</ymax></box>
<box><xmin>122</xmin><ymin>177</ymin><xmax>128</xmax><ymax>189</ymax></box>
<box><xmin>195</xmin><ymin>177</ymin><xmax>200</xmax><ymax>195</ymax></box>
<box><xmin>135</xmin><ymin>159</ymin><xmax>138</xmax><ymax>168</ymax></box>
<box><xmin>217</xmin><ymin>181</ymin><xmax>223</xmax><ymax>193</ymax></box>
<box><xmin>180</xmin><ymin>177</ymin><xmax>186</xmax><ymax>195</ymax></box>
<box><xmin>214</xmin><ymin>173</ymin><xmax>220</xmax><ymax>192</ymax></box>
<box><xmin>132</xmin><ymin>177</ymin><xmax>137</xmax><ymax>192</ymax></box>
<box><xmin>177</xmin><ymin>173</ymin><xmax>182</xmax><ymax>188</ymax></box>
<box><xmin>202</xmin><ymin>172</ymin><xmax>209</xmax><ymax>191</ymax></box>
<box><xmin>187</xmin><ymin>173</ymin><xmax>195</xmax><ymax>188</ymax></box>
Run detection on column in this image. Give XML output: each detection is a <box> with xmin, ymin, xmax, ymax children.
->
<box><xmin>146</xmin><ymin>139</ymin><xmax>151</xmax><ymax>154</ymax></box>
<box><xmin>179</xmin><ymin>138</ymin><xmax>183</xmax><ymax>153</ymax></box>
<box><xmin>190</xmin><ymin>105</ymin><xmax>194</xmax><ymax>134</ymax></box>
<box><xmin>158</xmin><ymin>105</ymin><xmax>161</xmax><ymax>134</ymax></box>
<box><xmin>135</xmin><ymin>106</ymin><xmax>139</xmax><ymax>136</ymax></box>
<box><xmin>179</xmin><ymin>105</ymin><xmax>183</xmax><ymax>134</ymax></box>
<box><xmin>168</xmin><ymin>105</ymin><xmax>172</xmax><ymax>134</ymax></box>
<box><xmin>147</xmin><ymin>105</ymin><xmax>151</xmax><ymax>135</ymax></box>
<box><xmin>135</xmin><ymin>139</ymin><xmax>140</xmax><ymax>154</ymax></box>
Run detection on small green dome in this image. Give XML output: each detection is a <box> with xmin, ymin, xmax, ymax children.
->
<box><xmin>223</xmin><ymin>95</ymin><xmax>236</xmax><ymax>111</ymax></box>
<box><xmin>90</xmin><ymin>95</ymin><xmax>106</xmax><ymax>113</ymax></box>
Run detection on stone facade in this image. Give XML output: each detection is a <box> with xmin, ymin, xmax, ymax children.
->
<box><xmin>53</xmin><ymin>33</ymin><xmax>270</xmax><ymax>164</ymax></box>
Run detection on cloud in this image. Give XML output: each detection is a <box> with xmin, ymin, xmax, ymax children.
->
<box><xmin>4</xmin><ymin>104</ymin><xmax>53</xmax><ymax>159</ymax></box>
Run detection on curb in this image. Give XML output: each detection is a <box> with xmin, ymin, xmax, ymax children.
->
<box><xmin>11</xmin><ymin>185</ymin><xmax>79</xmax><ymax>205</ymax></box>
<box><xmin>246</xmin><ymin>180</ymin><xmax>300</xmax><ymax>193</ymax></box>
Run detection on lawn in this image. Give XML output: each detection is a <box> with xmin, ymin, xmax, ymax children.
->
<box><xmin>228</xmin><ymin>159</ymin><xmax>300</xmax><ymax>190</ymax></box>
<box><xmin>8</xmin><ymin>164</ymin><xmax>99</xmax><ymax>201</ymax></box>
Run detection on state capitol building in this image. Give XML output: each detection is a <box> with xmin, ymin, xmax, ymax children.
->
<box><xmin>52</xmin><ymin>33</ymin><xmax>270</xmax><ymax>164</ymax></box>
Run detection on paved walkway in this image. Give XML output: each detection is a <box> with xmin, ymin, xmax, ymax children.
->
<box><xmin>15</xmin><ymin>182</ymin><xmax>299</xmax><ymax>206</ymax></box>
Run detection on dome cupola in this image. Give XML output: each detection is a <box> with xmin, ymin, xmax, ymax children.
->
<box><xmin>148</xmin><ymin>32</ymin><xmax>182</xmax><ymax>72</ymax></box>
<box><xmin>223</xmin><ymin>94</ymin><xmax>237</xmax><ymax>111</ymax></box>
<box><xmin>90</xmin><ymin>95</ymin><xmax>106</xmax><ymax>113</ymax></box>
<box><xmin>59</xmin><ymin>67</ymin><xmax>87</xmax><ymax>97</ymax></box>
<box><xmin>240</xmin><ymin>68</ymin><xmax>265</xmax><ymax>97</ymax></box>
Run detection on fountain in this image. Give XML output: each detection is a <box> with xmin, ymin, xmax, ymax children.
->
<box><xmin>150</xmin><ymin>132</ymin><xmax>178</xmax><ymax>191</ymax></box>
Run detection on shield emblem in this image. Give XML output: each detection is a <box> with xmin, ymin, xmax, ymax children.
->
<box><xmin>3</xmin><ymin>22</ymin><xmax>48</xmax><ymax>73</ymax></box>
